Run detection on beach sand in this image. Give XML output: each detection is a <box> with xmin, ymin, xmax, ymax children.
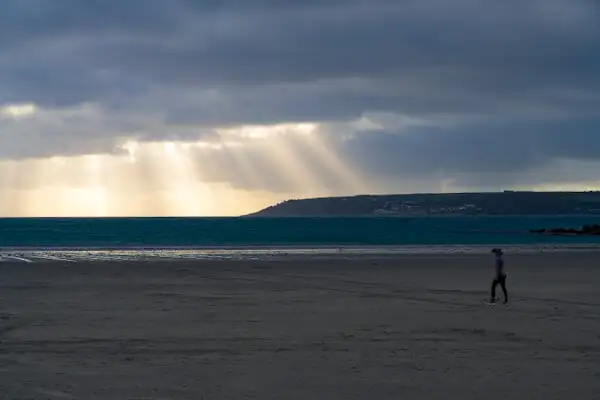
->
<box><xmin>1</xmin><ymin>253</ymin><xmax>599</xmax><ymax>399</ymax></box>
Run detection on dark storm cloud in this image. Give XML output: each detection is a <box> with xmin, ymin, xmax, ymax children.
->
<box><xmin>1</xmin><ymin>0</ymin><xmax>599</xmax><ymax>112</ymax></box>
<box><xmin>338</xmin><ymin>119</ymin><xmax>600</xmax><ymax>177</ymax></box>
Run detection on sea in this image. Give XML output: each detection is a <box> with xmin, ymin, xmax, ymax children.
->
<box><xmin>1</xmin><ymin>216</ymin><xmax>599</xmax><ymax>262</ymax></box>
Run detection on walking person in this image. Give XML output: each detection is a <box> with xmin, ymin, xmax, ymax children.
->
<box><xmin>490</xmin><ymin>248</ymin><xmax>508</xmax><ymax>304</ymax></box>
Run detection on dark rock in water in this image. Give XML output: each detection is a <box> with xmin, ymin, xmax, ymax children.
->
<box><xmin>530</xmin><ymin>224</ymin><xmax>600</xmax><ymax>236</ymax></box>
<box><xmin>581</xmin><ymin>224</ymin><xmax>600</xmax><ymax>234</ymax></box>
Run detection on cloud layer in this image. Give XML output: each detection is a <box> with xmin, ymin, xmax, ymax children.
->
<box><xmin>1</xmin><ymin>0</ymin><xmax>600</xmax><ymax>208</ymax></box>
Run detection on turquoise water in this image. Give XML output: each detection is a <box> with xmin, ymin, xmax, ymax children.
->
<box><xmin>1</xmin><ymin>216</ymin><xmax>599</xmax><ymax>249</ymax></box>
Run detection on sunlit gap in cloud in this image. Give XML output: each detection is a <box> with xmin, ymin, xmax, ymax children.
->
<box><xmin>0</xmin><ymin>122</ymin><xmax>364</xmax><ymax>217</ymax></box>
<box><xmin>0</xmin><ymin>103</ymin><xmax>37</xmax><ymax>119</ymax></box>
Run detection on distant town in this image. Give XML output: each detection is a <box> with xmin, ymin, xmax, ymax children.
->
<box><xmin>248</xmin><ymin>191</ymin><xmax>600</xmax><ymax>217</ymax></box>
<box><xmin>372</xmin><ymin>200</ymin><xmax>479</xmax><ymax>215</ymax></box>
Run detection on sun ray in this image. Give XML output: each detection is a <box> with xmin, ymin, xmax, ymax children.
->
<box><xmin>20</xmin><ymin>157</ymin><xmax>67</xmax><ymax>215</ymax></box>
<box><xmin>217</xmin><ymin>123</ymin><xmax>327</xmax><ymax>195</ymax></box>
<box><xmin>133</xmin><ymin>142</ymin><xmax>180</xmax><ymax>215</ymax></box>
<box><xmin>82</xmin><ymin>154</ymin><xmax>109</xmax><ymax>216</ymax></box>
<box><xmin>0</xmin><ymin>160</ymin><xmax>23</xmax><ymax>215</ymax></box>
<box><xmin>299</xmin><ymin>129</ymin><xmax>365</xmax><ymax>194</ymax></box>
<box><xmin>217</xmin><ymin>122</ymin><xmax>364</xmax><ymax>197</ymax></box>
<box><xmin>0</xmin><ymin>119</ymin><xmax>368</xmax><ymax>216</ymax></box>
<box><xmin>153</xmin><ymin>141</ymin><xmax>215</xmax><ymax>216</ymax></box>
<box><xmin>224</xmin><ymin>142</ymin><xmax>272</xmax><ymax>191</ymax></box>
<box><xmin>267</xmin><ymin>133</ymin><xmax>329</xmax><ymax>195</ymax></box>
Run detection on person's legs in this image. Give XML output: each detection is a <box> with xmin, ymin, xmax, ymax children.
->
<box><xmin>490</xmin><ymin>278</ymin><xmax>499</xmax><ymax>302</ymax></box>
<box><xmin>500</xmin><ymin>275</ymin><xmax>508</xmax><ymax>303</ymax></box>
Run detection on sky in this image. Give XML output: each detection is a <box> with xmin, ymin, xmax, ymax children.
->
<box><xmin>1</xmin><ymin>0</ymin><xmax>599</xmax><ymax>216</ymax></box>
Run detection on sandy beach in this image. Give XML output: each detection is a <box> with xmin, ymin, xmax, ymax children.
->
<box><xmin>1</xmin><ymin>253</ymin><xmax>599</xmax><ymax>399</ymax></box>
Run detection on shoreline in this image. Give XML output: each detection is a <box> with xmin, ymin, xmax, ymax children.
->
<box><xmin>2</xmin><ymin>242</ymin><xmax>600</xmax><ymax>251</ymax></box>
<box><xmin>2</xmin><ymin>244</ymin><xmax>600</xmax><ymax>263</ymax></box>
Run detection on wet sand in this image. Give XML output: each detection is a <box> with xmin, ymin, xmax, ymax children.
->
<box><xmin>1</xmin><ymin>253</ymin><xmax>599</xmax><ymax>399</ymax></box>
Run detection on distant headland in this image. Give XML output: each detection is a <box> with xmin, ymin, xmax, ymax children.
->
<box><xmin>247</xmin><ymin>190</ymin><xmax>600</xmax><ymax>217</ymax></box>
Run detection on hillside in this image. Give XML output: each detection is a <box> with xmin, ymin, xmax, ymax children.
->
<box><xmin>247</xmin><ymin>191</ymin><xmax>600</xmax><ymax>217</ymax></box>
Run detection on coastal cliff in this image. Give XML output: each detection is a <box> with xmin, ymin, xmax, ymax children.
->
<box><xmin>247</xmin><ymin>191</ymin><xmax>600</xmax><ymax>217</ymax></box>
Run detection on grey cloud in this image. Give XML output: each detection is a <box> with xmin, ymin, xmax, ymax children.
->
<box><xmin>337</xmin><ymin>119</ymin><xmax>600</xmax><ymax>178</ymax></box>
<box><xmin>0</xmin><ymin>0</ymin><xmax>599</xmax><ymax>196</ymax></box>
<box><xmin>2</xmin><ymin>115</ymin><xmax>600</xmax><ymax>195</ymax></box>
<box><xmin>1</xmin><ymin>0</ymin><xmax>598</xmax><ymax>117</ymax></box>
<box><xmin>0</xmin><ymin>104</ymin><xmax>217</xmax><ymax>160</ymax></box>
<box><xmin>86</xmin><ymin>1</ymin><xmax>599</xmax><ymax>99</ymax></box>
<box><xmin>0</xmin><ymin>0</ymin><xmax>179</xmax><ymax>46</ymax></box>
